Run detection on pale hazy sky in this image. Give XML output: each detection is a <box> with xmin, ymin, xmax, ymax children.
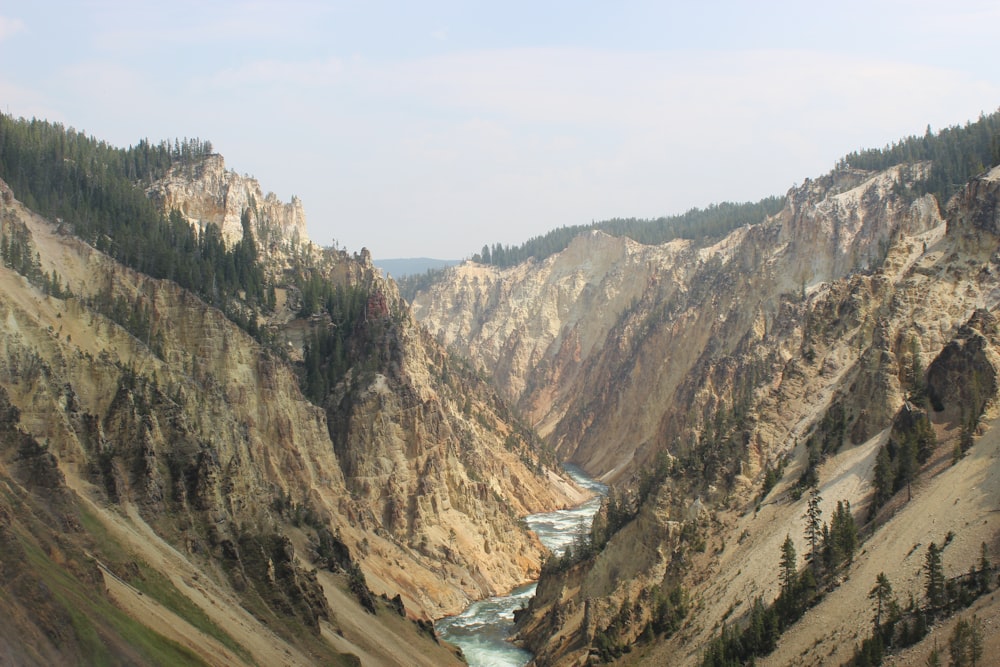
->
<box><xmin>2</xmin><ymin>1</ymin><xmax>999</xmax><ymax>259</ymax></box>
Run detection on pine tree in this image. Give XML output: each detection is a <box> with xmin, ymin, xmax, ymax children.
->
<box><xmin>831</xmin><ymin>500</ymin><xmax>858</xmax><ymax>564</ymax></box>
<box><xmin>924</xmin><ymin>542</ymin><xmax>946</xmax><ymax>611</ymax></box>
<box><xmin>896</xmin><ymin>433</ymin><xmax>918</xmax><ymax>501</ymax></box>
<box><xmin>976</xmin><ymin>542</ymin><xmax>992</xmax><ymax>593</ymax></box>
<box><xmin>916</xmin><ymin>413</ymin><xmax>936</xmax><ymax>463</ymax></box>
<box><xmin>971</xmin><ymin>615</ymin><xmax>984</xmax><ymax>666</ymax></box>
<box><xmin>869</xmin><ymin>572</ymin><xmax>893</xmax><ymax>631</ymax></box>
<box><xmin>803</xmin><ymin>486</ymin><xmax>823</xmax><ymax>571</ymax></box>
<box><xmin>821</xmin><ymin>521</ymin><xmax>835</xmax><ymax>570</ymax></box>
<box><xmin>949</xmin><ymin>615</ymin><xmax>984</xmax><ymax>667</ymax></box>
<box><xmin>871</xmin><ymin>445</ymin><xmax>894</xmax><ymax>515</ymax></box>
<box><xmin>926</xmin><ymin>642</ymin><xmax>942</xmax><ymax>666</ymax></box>
<box><xmin>780</xmin><ymin>534</ymin><xmax>797</xmax><ymax>599</ymax></box>
<box><xmin>908</xmin><ymin>335</ymin><xmax>926</xmax><ymax>402</ymax></box>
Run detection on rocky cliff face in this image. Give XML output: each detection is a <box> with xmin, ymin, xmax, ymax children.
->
<box><xmin>146</xmin><ymin>154</ymin><xmax>309</xmax><ymax>254</ymax></box>
<box><xmin>412</xmin><ymin>231</ymin><xmax>688</xmax><ymax>439</ymax></box>
<box><xmin>415</xmin><ymin>164</ymin><xmax>1000</xmax><ymax>665</ymax></box>
<box><xmin>0</xmin><ymin>158</ymin><xmax>582</xmax><ymax>665</ymax></box>
<box><xmin>415</xmin><ymin>163</ymin><xmax>942</xmax><ymax>483</ymax></box>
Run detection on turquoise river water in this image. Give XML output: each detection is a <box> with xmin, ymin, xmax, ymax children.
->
<box><xmin>435</xmin><ymin>466</ymin><xmax>606</xmax><ymax>667</ymax></box>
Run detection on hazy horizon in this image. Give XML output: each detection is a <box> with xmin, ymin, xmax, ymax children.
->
<box><xmin>2</xmin><ymin>1</ymin><xmax>999</xmax><ymax>259</ymax></box>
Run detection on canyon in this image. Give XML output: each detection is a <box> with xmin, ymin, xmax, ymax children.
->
<box><xmin>3</xmin><ymin>112</ymin><xmax>1000</xmax><ymax>666</ymax></box>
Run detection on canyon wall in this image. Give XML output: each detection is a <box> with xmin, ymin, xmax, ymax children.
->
<box><xmin>416</xmin><ymin>164</ymin><xmax>1000</xmax><ymax>665</ymax></box>
<box><xmin>0</xmin><ymin>160</ymin><xmax>582</xmax><ymax>665</ymax></box>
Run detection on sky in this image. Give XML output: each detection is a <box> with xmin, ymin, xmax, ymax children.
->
<box><xmin>2</xmin><ymin>2</ymin><xmax>999</xmax><ymax>260</ymax></box>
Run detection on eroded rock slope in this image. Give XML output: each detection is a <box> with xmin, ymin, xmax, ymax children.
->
<box><xmin>0</xmin><ymin>150</ymin><xmax>581</xmax><ymax>666</ymax></box>
<box><xmin>415</xmin><ymin>163</ymin><xmax>1000</xmax><ymax>665</ymax></box>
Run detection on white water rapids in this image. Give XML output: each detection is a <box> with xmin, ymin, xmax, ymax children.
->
<box><xmin>435</xmin><ymin>466</ymin><xmax>606</xmax><ymax>667</ymax></box>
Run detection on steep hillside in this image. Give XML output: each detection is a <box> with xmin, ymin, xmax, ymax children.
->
<box><xmin>415</xmin><ymin>164</ymin><xmax>941</xmax><ymax>481</ymax></box>
<box><xmin>0</xmin><ymin>120</ymin><xmax>584</xmax><ymax>665</ymax></box>
<box><xmin>414</xmin><ymin>141</ymin><xmax>1000</xmax><ymax>663</ymax></box>
<box><xmin>645</xmin><ymin>165</ymin><xmax>1000</xmax><ymax>667</ymax></box>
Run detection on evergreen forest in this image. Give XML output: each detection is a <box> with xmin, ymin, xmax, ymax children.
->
<box><xmin>839</xmin><ymin>110</ymin><xmax>1000</xmax><ymax>204</ymax></box>
<box><xmin>0</xmin><ymin>113</ymin><xmax>268</xmax><ymax>330</ymax></box>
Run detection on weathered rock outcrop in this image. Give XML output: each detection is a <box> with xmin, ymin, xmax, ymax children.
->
<box><xmin>146</xmin><ymin>154</ymin><xmax>309</xmax><ymax>252</ymax></box>
<box><xmin>926</xmin><ymin>308</ymin><xmax>1000</xmax><ymax>424</ymax></box>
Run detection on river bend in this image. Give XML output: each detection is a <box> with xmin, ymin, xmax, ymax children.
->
<box><xmin>436</xmin><ymin>466</ymin><xmax>606</xmax><ymax>667</ymax></box>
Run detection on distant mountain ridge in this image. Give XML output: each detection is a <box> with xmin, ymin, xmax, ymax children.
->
<box><xmin>374</xmin><ymin>256</ymin><xmax>460</xmax><ymax>278</ymax></box>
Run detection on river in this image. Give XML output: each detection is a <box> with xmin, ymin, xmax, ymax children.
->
<box><xmin>435</xmin><ymin>465</ymin><xmax>607</xmax><ymax>667</ymax></box>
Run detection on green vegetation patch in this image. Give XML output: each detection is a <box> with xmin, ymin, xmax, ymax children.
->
<box><xmin>78</xmin><ymin>506</ymin><xmax>253</xmax><ymax>663</ymax></box>
<box><xmin>18</xmin><ymin>526</ymin><xmax>209</xmax><ymax>667</ymax></box>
